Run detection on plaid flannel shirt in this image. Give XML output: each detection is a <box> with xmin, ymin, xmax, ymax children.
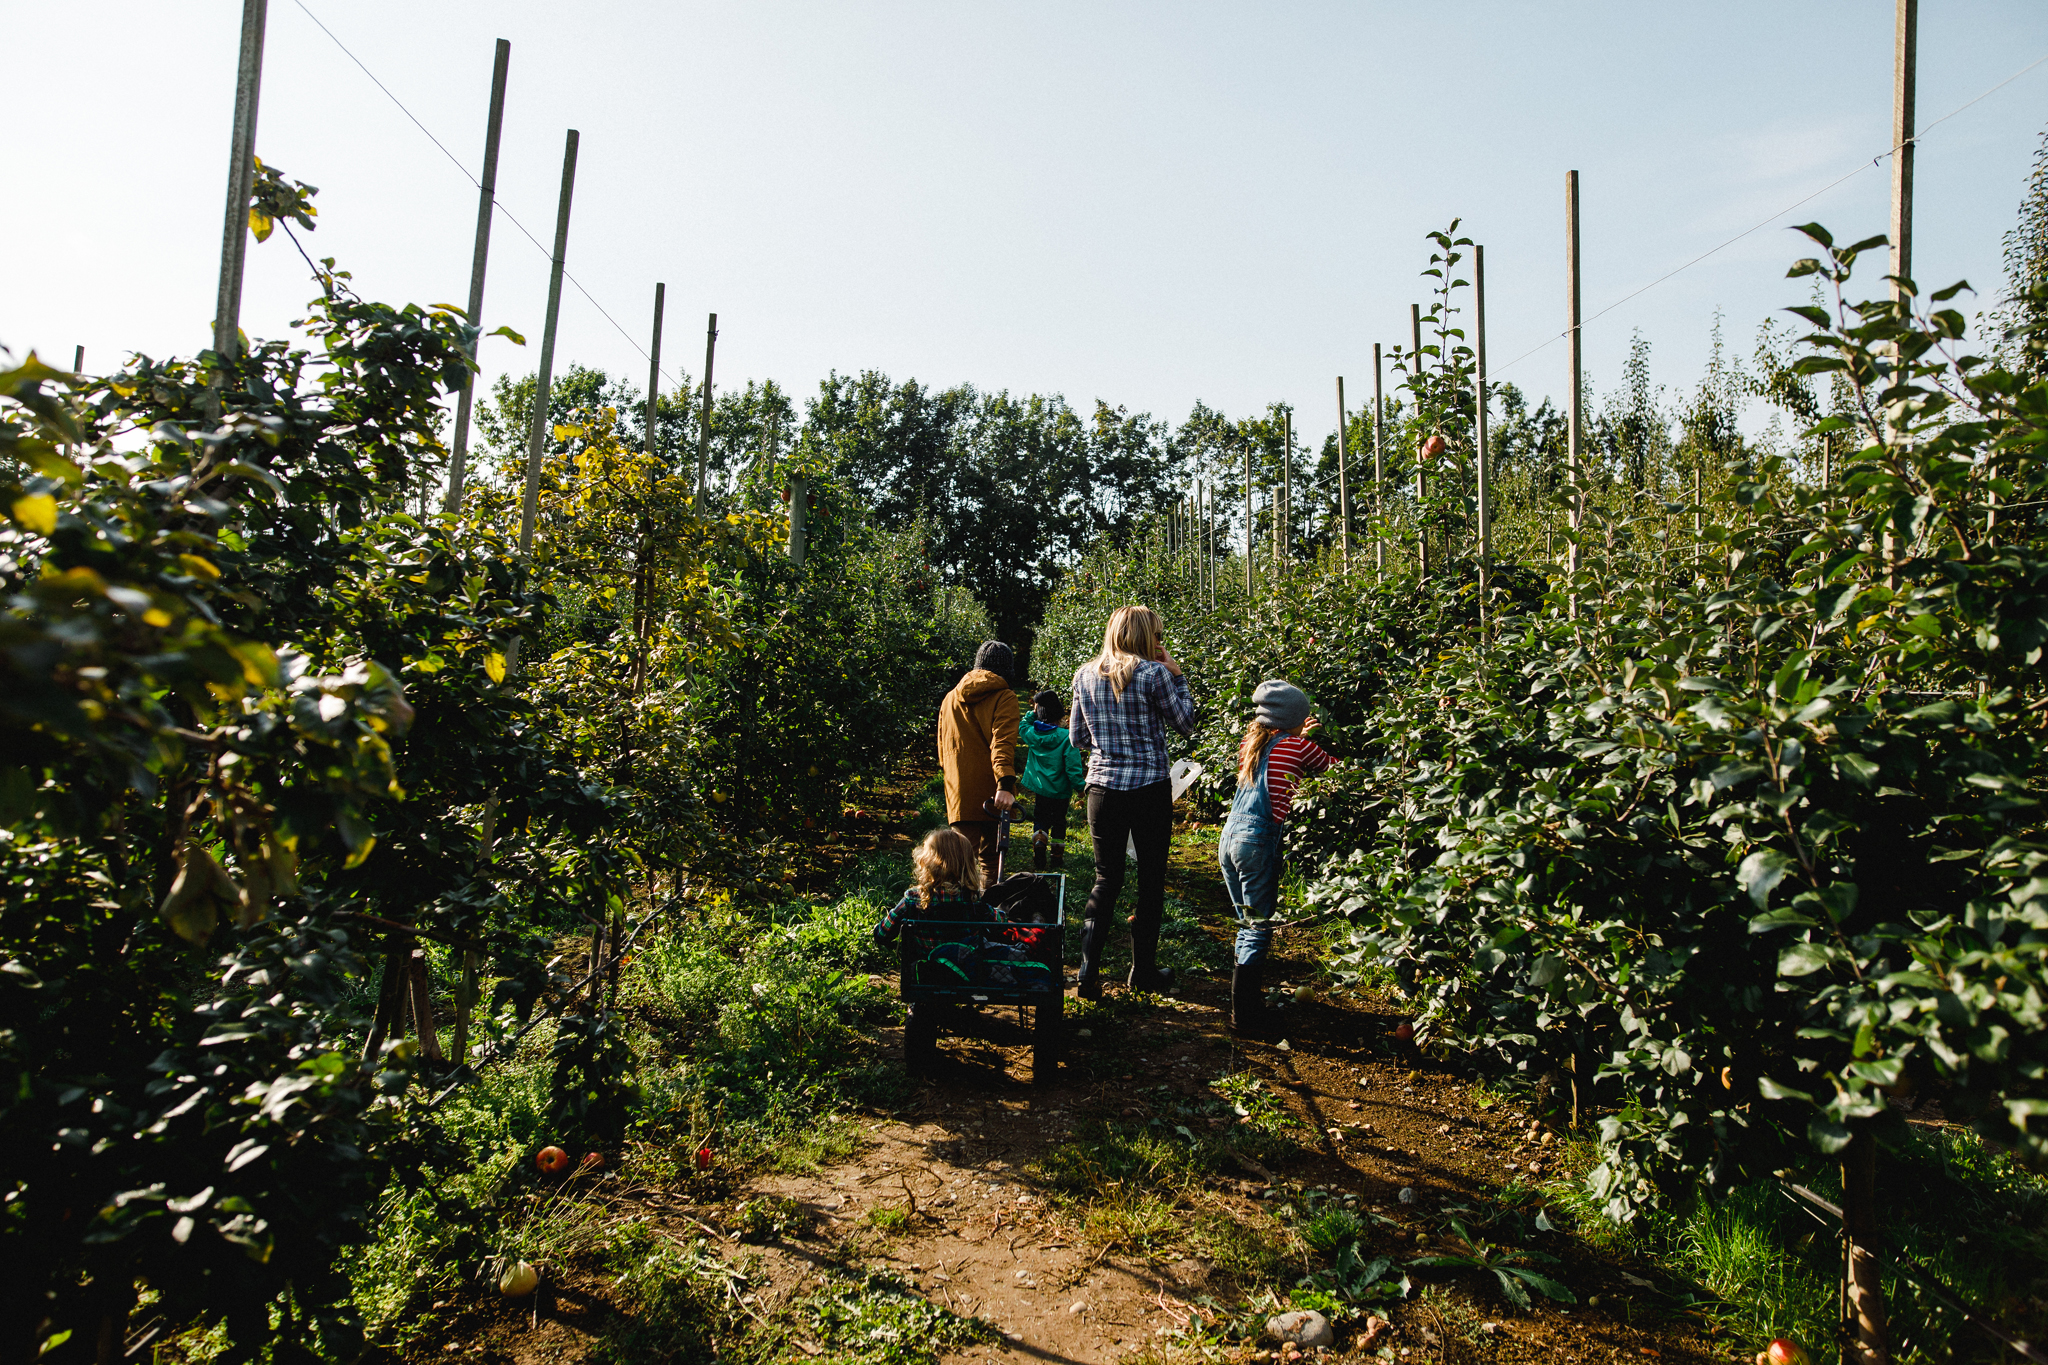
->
<box><xmin>1066</xmin><ymin>659</ymin><xmax>1196</xmax><ymax>791</ymax></box>
<box><xmin>873</xmin><ymin>886</ymin><xmax>995</xmax><ymax>945</ymax></box>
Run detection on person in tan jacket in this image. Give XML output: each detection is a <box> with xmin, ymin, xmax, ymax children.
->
<box><xmin>938</xmin><ymin>641</ymin><xmax>1021</xmax><ymax>884</ymax></box>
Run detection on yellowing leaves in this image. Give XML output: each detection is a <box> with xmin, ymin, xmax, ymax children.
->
<box><xmin>10</xmin><ymin>492</ymin><xmax>56</xmax><ymax>535</ymax></box>
<box><xmin>484</xmin><ymin>651</ymin><xmax>507</xmax><ymax>683</ymax></box>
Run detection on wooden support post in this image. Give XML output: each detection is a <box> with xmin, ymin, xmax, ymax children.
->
<box><xmin>212</xmin><ymin>0</ymin><xmax>268</xmax><ymax>359</ymax></box>
<box><xmin>1883</xmin><ymin>0</ymin><xmax>1916</xmax><ymax>590</ymax></box>
<box><xmin>1335</xmin><ymin>377</ymin><xmax>1351</xmax><ymax>565</ymax></box>
<box><xmin>445</xmin><ymin>38</ymin><xmax>511</xmax><ymax>512</ymax></box>
<box><xmin>1891</xmin><ymin>0</ymin><xmax>1916</xmax><ymax>301</ymax></box>
<box><xmin>695</xmin><ymin>313</ymin><xmax>719</xmax><ymax>503</ymax></box>
<box><xmin>1203</xmin><ymin>480</ymin><xmax>1214</xmax><ymax>606</ymax></box>
<box><xmin>73</xmin><ymin>345</ymin><xmax>84</xmax><ymax>374</ymax></box>
<box><xmin>1243</xmin><ymin>437</ymin><xmax>1254</xmax><ymax>602</ymax></box>
<box><xmin>1694</xmin><ymin>464</ymin><xmax>1704</xmax><ymax>565</ymax></box>
<box><xmin>519</xmin><ymin>129</ymin><xmax>579</xmax><ymax>557</ymax></box>
<box><xmin>1843</xmin><ymin>1130</ymin><xmax>1889</xmax><ymax>1363</ymax></box>
<box><xmin>1280</xmin><ymin>412</ymin><xmax>1292</xmax><ymax>576</ymax></box>
<box><xmin>1566</xmin><ymin>169</ymin><xmax>1584</xmax><ymax>597</ymax></box>
<box><xmin>645</xmin><ymin>283</ymin><xmax>666</xmax><ymax>455</ymax></box>
<box><xmin>1412</xmin><ymin>304</ymin><xmax>1428</xmax><ymax>582</ymax></box>
<box><xmin>789</xmin><ymin>475</ymin><xmax>808</xmax><ymax>565</ymax></box>
<box><xmin>1373</xmin><ymin>343</ymin><xmax>1385</xmax><ymax>577</ymax></box>
<box><xmin>1474</xmin><ymin>244</ymin><xmax>1491</xmax><ymax>642</ymax></box>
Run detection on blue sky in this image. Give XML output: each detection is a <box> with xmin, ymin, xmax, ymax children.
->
<box><xmin>9</xmin><ymin>2</ymin><xmax>2048</xmax><ymax>448</ymax></box>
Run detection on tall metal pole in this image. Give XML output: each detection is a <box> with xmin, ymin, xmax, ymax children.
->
<box><xmin>695</xmin><ymin>314</ymin><xmax>719</xmax><ymax>502</ymax></box>
<box><xmin>1567</xmin><ymin>169</ymin><xmax>1584</xmax><ymax>593</ymax></box>
<box><xmin>1474</xmin><ymin>244</ymin><xmax>1491</xmax><ymax>643</ymax></box>
<box><xmin>1335</xmin><ymin>377</ymin><xmax>1352</xmax><ymax>566</ymax></box>
<box><xmin>645</xmin><ymin>283</ymin><xmax>666</xmax><ymax>455</ymax></box>
<box><xmin>1373</xmin><ymin>344</ymin><xmax>1385</xmax><ymax>577</ymax></box>
<box><xmin>445</xmin><ymin>38</ymin><xmax>512</xmax><ymax>511</ymax></box>
<box><xmin>519</xmin><ymin>129</ymin><xmax>579</xmax><ymax>557</ymax></box>
<box><xmin>73</xmin><ymin>346</ymin><xmax>84</xmax><ymax>374</ymax></box>
<box><xmin>212</xmin><ymin>0</ymin><xmax>269</xmax><ymax>359</ymax></box>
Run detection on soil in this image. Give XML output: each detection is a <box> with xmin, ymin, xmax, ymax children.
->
<box><xmin>411</xmin><ymin>750</ymin><xmax>1756</xmax><ymax>1365</ymax></box>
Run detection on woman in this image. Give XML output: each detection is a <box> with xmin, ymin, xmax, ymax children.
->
<box><xmin>1066</xmin><ymin>605</ymin><xmax>1196</xmax><ymax>997</ymax></box>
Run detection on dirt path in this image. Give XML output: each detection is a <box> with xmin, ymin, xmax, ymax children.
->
<box><xmin>423</xmin><ymin>751</ymin><xmax>1746</xmax><ymax>1364</ymax></box>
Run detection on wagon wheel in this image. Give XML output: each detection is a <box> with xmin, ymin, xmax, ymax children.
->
<box><xmin>905</xmin><ymin>1008</ymin><xmax>939</xmax><ymax>1075</ymax></box>
<box><xmin>1031</xmin><ymin>993</ymin><xmax>1062</xmax><ymax>1085</ymax></box>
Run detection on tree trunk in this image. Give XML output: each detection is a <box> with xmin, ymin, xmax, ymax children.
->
<box><xmin>450</xmin><ymin>945</ymin><xmax>479</xmax><ymax>1065</ymax></box>
<box><xmin>1842</xmin><ymin>1130</ymin><xmax>1889</xmax><ymax>1364</ymax></box>
<box><xmin>361</xmin><ymin>947</ymin><xmax>407</xmax><ymax>1062</ymax></box>
<box><xmin>405</xmin><ymin>949</ymin><xmax>444</xmax><ymax>1063</ymax></box>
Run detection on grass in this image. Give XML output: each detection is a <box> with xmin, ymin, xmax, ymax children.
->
<box><xmin>771</xmin><ymin>1271</ymin><xmax>997</xmax><ymax>1365</ymax></box>
<box><xmin>1539</xmin><ymin>1122</ymin><xmax>2048</xmax><ymax>1363</ymax></box>
<box><xmin>337</xmin><ymin>851</ymin><xmax>921</xmax><ymax>1349</ymax></box>
<box><xmin>863</xmin><ymin>1204</ymin><xmax>914</xmax><ymax>1235</ymax></box>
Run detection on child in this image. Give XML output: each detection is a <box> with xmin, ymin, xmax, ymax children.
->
<box><xmin>1017</xmin><ymin>690</ymin><xmax>1087</xmax><ymax>870</ymax></box>
<box><xmin>873</xmin><ymin>828</ymin><xmax>1005</xmax><ymax>1071</ymax></box>
<box><xmin>873</xmin><ymin>827</ymin><xmax>997</xmax><ymax>946</ymax></box>
<box><xmin>1217</xmin><ymin>680</ymin><xmax>1334</xmax><ymax>1035</ymax></box>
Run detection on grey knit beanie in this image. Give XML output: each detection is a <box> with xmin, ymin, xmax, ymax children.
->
<box><xmin>974</xmin><ymin>641</ymin><xmax>1014</xmax><ymax>680</ymax></box>
<box><xmin>1253</xmin><ymin>679</ymin><xmax>1312</xmax><ymax>730</ymax></box>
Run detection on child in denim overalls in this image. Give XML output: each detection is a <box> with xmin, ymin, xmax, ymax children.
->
<box><xmin>1218</xmin><ymin>680</ymin><xmax>1333</xmax><ymax>1035</ymax></box>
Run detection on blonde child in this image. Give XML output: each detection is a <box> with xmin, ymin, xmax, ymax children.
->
<box><xmin>1217</xmin><ymin>680</ymin><xmax>1333</xmax><ymax>1035</ymax></box>
<box><xmin>874</xmin><ymin>827</ymin><xmax>1002</xmax><ymax>1071</ymax></box>
<box><xmin>873</xmin><ymin>827</ymin><xmax>995</xmax><ymax>945</ymax></box>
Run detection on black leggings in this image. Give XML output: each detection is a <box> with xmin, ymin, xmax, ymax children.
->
<box><xmin>1078</xmin><ymin>780</ymin><xmax>1172</xmax><ymax>980</ymax></box>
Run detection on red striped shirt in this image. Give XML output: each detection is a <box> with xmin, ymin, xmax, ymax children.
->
<box><xmin>1262</xmin><ymin>734</ymin><xmax>1333</xmax><ymax>824</ymax></box>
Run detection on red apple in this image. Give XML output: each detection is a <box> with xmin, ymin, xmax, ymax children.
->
<box><xmin>1765</xmin><ymin>1339</ymin><xmax>1809</xmax><ymax>1365</ymax></box>
<box><xmin>1393</xmin><ymin>1021</ymin><xmax>1415</xmax><ymax>1041</ymax></box>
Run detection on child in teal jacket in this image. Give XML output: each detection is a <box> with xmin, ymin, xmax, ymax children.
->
<box><xmin>1018</xmin><ymin>691</ymin><xmax>1088</xmax><ymax>869</ymax></box>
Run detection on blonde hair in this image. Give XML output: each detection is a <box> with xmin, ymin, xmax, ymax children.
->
<box><xmin>1090</xmin><ymin>605</ymin><xmax>1163</xmax><ymax>701</ymax></box>
<box><xmin>911</xmin><ymin>828</ymin><xmax>985</xmax><ymax>907</ymax></box>
<box><xmin>1238</xmin><ymin>720</ymin><xmax>1286</xmax><ymax>784</ymax></box>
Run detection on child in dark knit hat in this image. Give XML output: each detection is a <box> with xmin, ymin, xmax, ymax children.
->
<box><xmin>1217</xmin><ymin>680</ymin><xmax>1334</xmax><ymax>1035</ymax></box>
<box><xmin>1017</xmin><ymin>690</ymin><xmax>1086</xmax><ymax>869</ymax></box>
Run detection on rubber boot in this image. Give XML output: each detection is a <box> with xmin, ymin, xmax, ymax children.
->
<box><xmin>1074</xmin><ymin>918</ymin><xmax>1107</xmax><ymax>999</ymax></box>
<box><xmin>1126</xmin><ymin>914</ymin><xmax>1176</xmax><ymax>995</ymax></box>
<box><xmin>1231</xmin><ymin>962</ymin><xmax>1268</xmax><ymax>1036</ymax></box>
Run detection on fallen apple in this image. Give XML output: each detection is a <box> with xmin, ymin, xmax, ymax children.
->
<box><xmin>1393</xmin><ymin>1021</ymin><xmax>1415</xmax><ymax>1041</ymax></box>
<box><xmin>1764</xmin><ymin>1339</ymin><xmax>1810</xmax><ymax>1365</ymax></box>
<box><xmin>535</xmin><ymin>1145</ymin><xmax>570</xmax><ymax>1175</ymax></box>
<box><xmin>695</xmin><ymin>1145</ymin><xmax>714</xmax><ymax>1171</ymax></box>
<box><xmin>499</xmin><ymin>1260</ymin><xmax>538</xmax><ymax>1297</ymax></box>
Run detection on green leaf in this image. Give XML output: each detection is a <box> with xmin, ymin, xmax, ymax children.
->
<box><xmin>1738</xmin><ymin>849</ymin><xmax>1794</xmax><ymax>908</ymax></box>
<box><xmin>1757</xmin><ymin>1076</ymin><xmax>1813</xmax><ymax>1102</ymax></box>
<box><xmin>1778</xmin><ymin>942</ymin><xmax>1838</xmax><ymax>977</ymax></box>
<box><xmin>489</xmin><ymin>324</ymin><xmax>527</xmax><ymax>345</ymax></box>
<box><xmin>1808</xmin><ymin>1117</ymin><xmax>1854</xmax><ymax>1153</ymax></box>
<box><xmin>1505</xmin><ymin>1267</ymin><xmax>1576</xmax><ymax>1303</ymax></box>
<box><xmin>1749</xmin><ymin>908</ymin><xmax>1816</xmax><ymax>934</ymax></box>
